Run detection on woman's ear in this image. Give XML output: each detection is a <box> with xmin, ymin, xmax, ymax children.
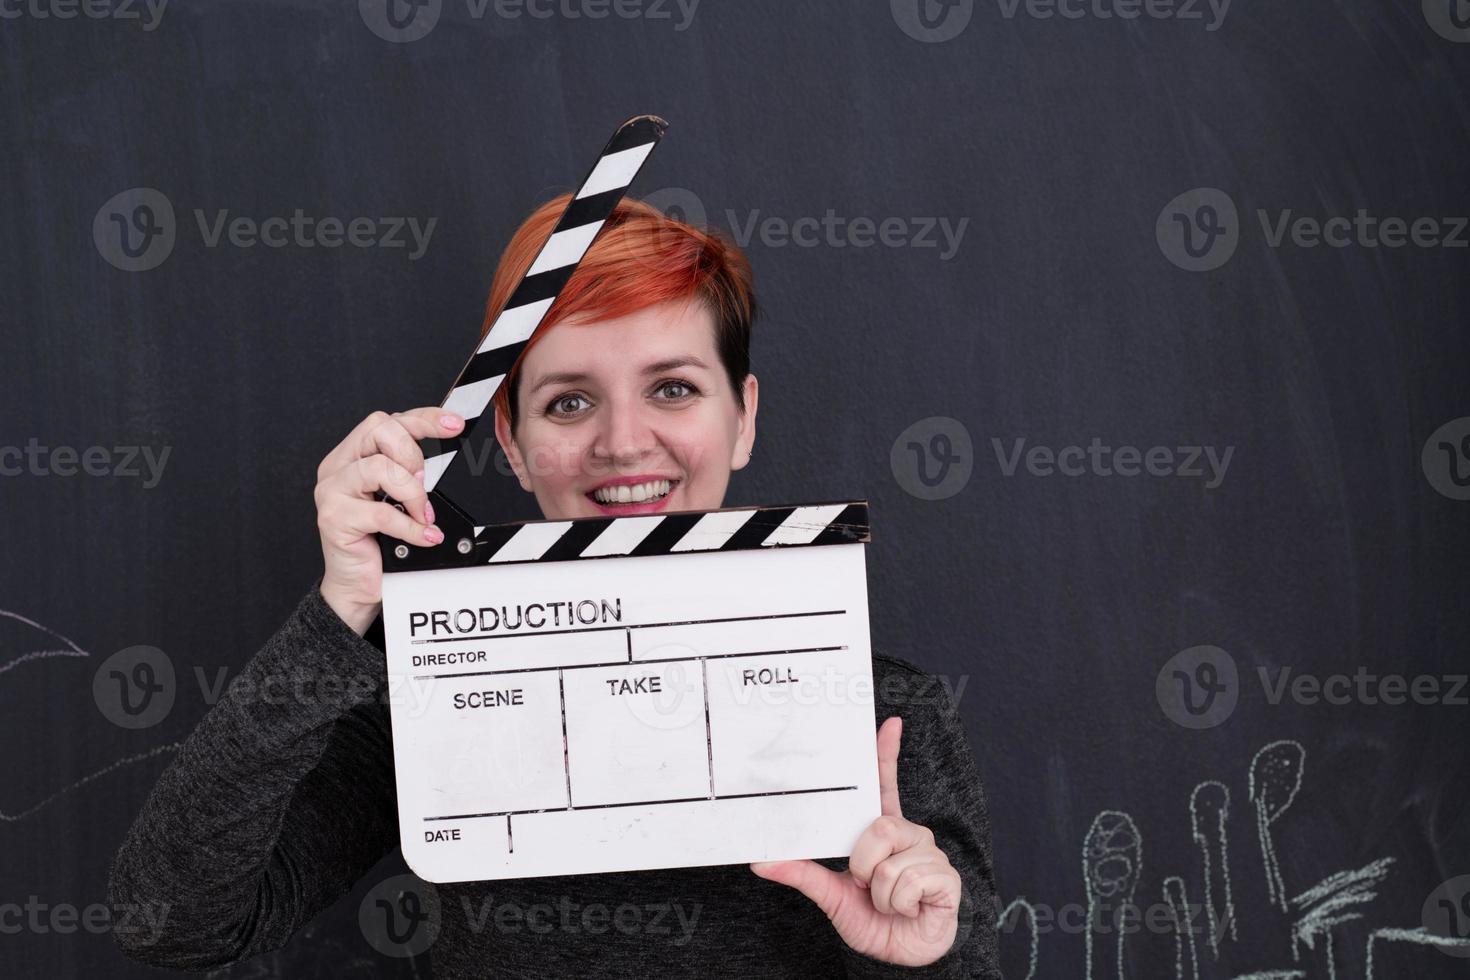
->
<box><xmin>730</xmin><ymin>372</ymin><xmax>758</xmax><ymax>471</ymax></box>
<box><xmin>493</xmin><ymin>404</ymin><xmax>532</xmax><ymax>492</ymax></box>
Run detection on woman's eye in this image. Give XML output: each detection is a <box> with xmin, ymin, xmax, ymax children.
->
<box><xmin>548</xmin><ymin>393</ymin><xmax>590</xmax><ymax>417</ymax></box>
<box><xmin>656</xmin><ymin>379</ymin><xmax>699</xmax><ymax>400</ymax></box>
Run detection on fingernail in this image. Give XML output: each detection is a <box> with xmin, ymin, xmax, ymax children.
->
<box><xmin>425</xmin><ymin>500</ymin><xmax>435</xmax><ymax>524</ymax></box>
<box><xmin>441</xmin><ymin>413</ymin><xmax>462</xmax><ymax>429</ymax></box>
<box><xmin>425</xmin><ymin>525</ymin><xmax>443</xmax><ymax>544</ymax></box>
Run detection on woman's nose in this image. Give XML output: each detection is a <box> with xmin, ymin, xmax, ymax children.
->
<box><xmin>592</xmin><ymin>400</ymin><xmax>659</xmax><ymax>462</ymax></box>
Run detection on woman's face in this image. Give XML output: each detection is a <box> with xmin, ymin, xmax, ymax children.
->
<box><xmin>493</xmin><ymin>297</ymin><xmax>758</xmax><ymax>521</ymax></box>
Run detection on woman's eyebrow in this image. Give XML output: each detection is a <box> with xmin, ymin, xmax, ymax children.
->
<box><xmin>527</xmin><ymin>355</ymin><xmax>711</xmax><ymax>394</ymax></box>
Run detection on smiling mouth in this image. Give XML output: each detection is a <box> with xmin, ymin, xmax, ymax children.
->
<box><xmin>586</xmin><ymin>479</ymin><xmax>680</xmax><ymax>507</ymax></box>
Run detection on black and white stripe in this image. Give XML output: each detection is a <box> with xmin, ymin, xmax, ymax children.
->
<box><xmin>423</xmin><ymin>115</ymin><xmax>668</xmax><ymax>524</ymax></box>
<box><xmin>453</xmin><ymin>501</ymin><xmax>869</xmax><ymax>568</ymax></box>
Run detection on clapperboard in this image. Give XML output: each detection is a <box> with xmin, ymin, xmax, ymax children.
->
<box><xmin>373</xmin><ymin>116</ymin><xmax>880</xmax><ymax>883</ymax></box>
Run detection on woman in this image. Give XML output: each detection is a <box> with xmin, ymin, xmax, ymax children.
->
<box><xmin>107</xmin><ymin>195</ymin><xmax>1003</xmax><ymax>978</ymax></box>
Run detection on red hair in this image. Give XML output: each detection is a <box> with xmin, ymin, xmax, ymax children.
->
<box><xmin>483</xmin><ymin>193</ymin><xmax>757</xmax><ymax>432</ymax></box>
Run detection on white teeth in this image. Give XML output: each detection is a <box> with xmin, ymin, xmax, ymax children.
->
<box><xmin>592</xmin><ymin>479</ymin><xmax>673</xmax><ymax>504</ymax></box>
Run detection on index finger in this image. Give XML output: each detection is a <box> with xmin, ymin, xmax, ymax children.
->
<box><xmin>878</xmin><ymin>715</ymin><xmax>904</xmax><ymax>819</ymax></box>
<box><xmin>390</xmin><ymin>406</ymin><xmax>466</xmax><ymax>444</ymax></box>
<box><xmin>318</xmin><ymin>407</ymin><xmax>463</xmax><ymax>484</ymax></box>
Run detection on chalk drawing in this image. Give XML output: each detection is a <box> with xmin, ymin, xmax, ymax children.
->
<box><xmin>0</xmin><ymin>607</ymin><xmax>185</xmax><ymax>823</ymax></box>
<box><xmin>1163</xmin><ymin>875</ymin><xmax>1199</xmax><ymax>980</ymax></box>
<box><xmin>1288</xmin><ymin>857</ymin><xmax>1395</xmax><ymax>978</ymax></box>
<box><xmin>0</xmin><ymin>608</ymin><xmax>89</xmax><ymax>676</ymax></box>
<box><xmin>997</xmin><ymin>897</ymin><xmax>1039</xmax><ymax>980</ymax></box>
<box><xmin>1189</xmin><ymin>779</ymin><xmax>1237</xmax><ymax>956</ymax></box>
<box><xmin>1365</xmin><ymin>927</ymin><xmax>1470</xmax><ymax>977</ymax></box>
<box><xmin>1047</xmin><ymin>740</ymin><xmax>1459</xmax><ymax>977</ymax></box>
<box><xmin>1248</xmin><ymin>740</ymin><xmax>1305</xmax><ymax>913</ymax></box>
<box><xmin>1084</xmin><ymin>809</ymin><xmax>1142</xmax><ymax>980</ymax></box>
<box><xmin>1</xmin><ymin>742</ymin><xmax>180</xmax><ymax>822</ymax></box>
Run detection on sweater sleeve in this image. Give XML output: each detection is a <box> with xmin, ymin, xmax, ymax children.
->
<box><xmin>838</xmin><ymin>657</ymin><xmax>1003</xmax><ymax>980</ymax></box>
<box><xmin>106</xmin><ymin>581</ymin><xmax>401</xmax><ymax>971</ymax></box>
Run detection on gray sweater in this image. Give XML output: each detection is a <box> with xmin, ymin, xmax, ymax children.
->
<box><xmin>106</xmin><ymin>581</ymin><xmax>1002</xmax><ymax>978</ymax></box>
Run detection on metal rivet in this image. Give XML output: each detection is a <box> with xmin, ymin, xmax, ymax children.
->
<box><xmin>394</xmin><ymin>544</ymin><xmax>409</xmax><ymax>559</ymax></box>
<box><xmin>456</xmin><ymin>537</ymin><xmax>473</xmax><ymax>555</ymax></box>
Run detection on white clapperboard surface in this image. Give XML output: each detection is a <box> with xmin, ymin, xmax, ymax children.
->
<box><xmin>380</xmin><ymin>502</ymin><xmax>879</xmax><ymax>883</ymax></box>
<box><xmin>370</xmin><ymin>115</ymin><xmax>880</xmax><ymax>883</ymax></box>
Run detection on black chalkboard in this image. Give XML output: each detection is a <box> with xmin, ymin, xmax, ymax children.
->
<box><xmin>4</xmin><ymin>1</ymin><xmax>1469</xmax><ymax>977</ymax></box>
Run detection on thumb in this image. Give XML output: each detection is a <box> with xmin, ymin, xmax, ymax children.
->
<box><xmin>750</xmin><ymin>859</ymin><xmax>852</xmax><ymax>919</ymax></box>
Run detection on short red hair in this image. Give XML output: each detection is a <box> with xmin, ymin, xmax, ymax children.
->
<box><xmin>483</xmin><ymin>193</ymin><xmax>757</xmax><ymax>432</ymax></box>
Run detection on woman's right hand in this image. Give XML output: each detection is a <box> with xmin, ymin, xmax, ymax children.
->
<box><xmin>315</xmin><ymin>408</ymin><xmax>466</xmax><ymax>636</ymax></box>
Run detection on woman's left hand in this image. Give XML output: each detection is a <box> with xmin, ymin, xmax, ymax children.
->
<box><xmin>750</xmin><ymin>716</ymin><xmax>962</xmax><ymax>967</ymax></box>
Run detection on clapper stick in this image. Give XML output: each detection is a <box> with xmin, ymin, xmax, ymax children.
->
<box><xmin>373</xmin><ymin>114</ymin><xmax>670</xmax><ymax>574</ymax></box>
<box><xmin>351</xmin><ymin>115</ymin><xmax>666</xmax><ymax>654</ymax></box>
